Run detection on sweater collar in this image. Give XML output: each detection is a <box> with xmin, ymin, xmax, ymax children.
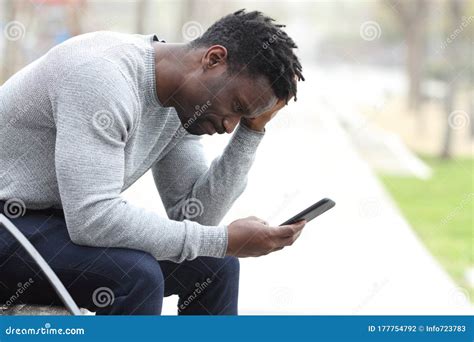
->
<box><xmin>144</xmin><ymin>34</ymin><xmax>166</xmax><ymax>108</ymax></box>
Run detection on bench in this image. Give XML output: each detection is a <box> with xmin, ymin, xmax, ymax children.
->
<box><xmin>0</xmin><ymin>214</ymin><xmax>82</xmax><ymax>316</ymax></box>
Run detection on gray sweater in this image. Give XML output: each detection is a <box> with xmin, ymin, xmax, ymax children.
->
<box><xmin>0</xmin><ymin>31</ymin><xmax>264</xmax><ymax>262</ymax></box>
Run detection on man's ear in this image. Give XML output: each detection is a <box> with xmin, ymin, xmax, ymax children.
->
<box><xmin>202</xmin><ymin>45</ymin><xmax>228</xmax><ymax>69</ymax></box>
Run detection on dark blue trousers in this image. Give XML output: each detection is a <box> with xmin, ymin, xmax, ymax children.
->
<box><xmin>0</xmin><ymin>201</ymin><xmax>239</xmax><ymax>315</ymax></box>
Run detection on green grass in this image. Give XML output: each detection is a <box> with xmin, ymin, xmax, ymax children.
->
<box><xmin>379</xmin><ymin>156</ymin><xmax>473</xmax><ymax>302</ymax></box>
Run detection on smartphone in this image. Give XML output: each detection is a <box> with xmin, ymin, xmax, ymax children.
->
<box><xmin>279</xmin><ymin>198</ymin><xmax>336</xmax><ymax>226</ymax></box>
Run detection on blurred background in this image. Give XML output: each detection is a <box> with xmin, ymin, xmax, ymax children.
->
<box><xmin>1</xmin><ymin>0</ymin><xmax>472</xmax><ymax>314</ymax></box>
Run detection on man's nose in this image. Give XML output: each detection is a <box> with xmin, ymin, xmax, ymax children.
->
<box><xmin>223</xmin><ymin>116</ymin><xmax>240</xmax><ymax>134</ymax></box>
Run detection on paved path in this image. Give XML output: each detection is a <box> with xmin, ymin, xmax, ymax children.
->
<box><xmin>123</xmin><ymin>69</ymin><xmax>472</xmax><ymax>315</ymax></box>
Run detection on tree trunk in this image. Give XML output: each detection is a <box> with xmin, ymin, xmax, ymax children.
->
<box><xmin>2</xmin><ymin>0</ymin><xmax>16</xmax><ymax>83</ymax></box>
<box><xmin>440</xmin><ymin>82</ymin><xmax>456</xmax><ymax>159</ymax></box>
<box><xmin>387</xmin><ymin>0</ymin><xmax>428</xmax><ymax>110</ymax></box>
<box><xmin>440</xmin><ymin>0</ymin><xmax>464</xmax><ymax>159</ymax></box>
<box><xmin>404</xmin><ymin>0</ymin><xmax>427</xmax><ymax>111</ymax></box>
<box><xmin>470</xmin><ymin>97</ymin><xmax>474</xmax><ymax>138</ymax></box>
<box><xmin>406</xmin><ymin>19</ymin><xmax>423</xmax><ymax>110</ymax></box>
<box><xmin>135</xmin><ymin>0</ymin><xmax>148</xmax><ymax>34</ymax></box>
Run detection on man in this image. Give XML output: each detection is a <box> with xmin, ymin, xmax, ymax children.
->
<box><xmin>0</xmin><ymin>9</ymin><xmax>305</xmax><ymax>315</ymax></box>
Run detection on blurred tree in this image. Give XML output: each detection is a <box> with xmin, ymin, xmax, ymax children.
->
<box><xmin>441</xmin><ymin>0</ymin><xmax>466</xmax><ymax>159</ymax></box>
<box><xmin>177</xmin><ymin>0</ymin><xmax>227</xmax><ymax>43</ymax></box>
<box><xmin>180</xmin><ymin>0</ymin><xmax>203</xmax><ymax>37</ymax></box>
<box><xmin>136</xmin><ymin>0</ymin><xmax>149</xmax><ymax>34</ymax></box>
<box><xmin>387</xmin><ymin>0</ymin><xmax>429</xmax><ymax>110</ymax></box>
<box><xmin>64</xmin><ymin>0</ymin><xmax>86</xmax><ymax>37</ymax></box>
<box><xmin>2</xmin><ymin>0</ymin><xmax>17</xmax><ymax>82</ymax></box>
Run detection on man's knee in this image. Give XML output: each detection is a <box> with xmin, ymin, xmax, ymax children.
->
<box><xmin>202</xmin><ymin>256</ymin><xmax>239</xmax><ymax>314</ymax></box>
<box><xmin>217</xmin><ymin>256</ymin><xmax>240</xmax><ymax>282</ymax></box>
<box><xmin>169</xmin><ymin>256</ymin><xmax>239</xmax><ymax>314</ymax></box>
<box><xmin>109</xmin><ymin>250</ymin><xmax>164</xmax><ymax>297</ymax></box>
<box><xmin>199</xmin><ymin>256</ymin><xmax>240</xmax><ymax>286</ymax></box>
<box><xmin>91</xmin><ymin>251</ymin><xmax>164</xmax><ymax>315</ymax></box>
<box><xmin>129</xmin><ymin>253</ymin><xmax>164</xmax><ymax>286</ymax></box>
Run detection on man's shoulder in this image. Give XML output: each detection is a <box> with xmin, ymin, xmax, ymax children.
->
<box><xmin>49</xmin><ymin>31</ymin><xmax>149</xmax><ymax>56</ymax></box>
<box><xmin>45</xmin><ymin>31</ymin><xmax>152</xmax><ymax>80</ymax></box>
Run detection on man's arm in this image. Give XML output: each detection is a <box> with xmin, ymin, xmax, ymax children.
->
<box><xmin>151</xmin><ymin>123</ymin><xmax>265</xmax><ymax>226</ymax></box>
<box><xmin>53</xmin><ymin>59</ymin><xmax>226</xmax><ymax>263</ymax></box>
<box><xmin>152</xmin><ymin>122</ymin><xmax>308</xmax><ymax>258</ymax></box>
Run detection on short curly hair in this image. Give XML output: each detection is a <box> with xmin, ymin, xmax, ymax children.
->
<box><xmin>190</xmin><ymin>9</ymin><xmax>305</xmax><ymax>103</ymax></box>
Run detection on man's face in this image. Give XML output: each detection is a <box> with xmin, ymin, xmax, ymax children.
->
<box><xmin>173</xmin><ymin>67</ymin><xmax>278</xmax><ymax>135</ymax></box>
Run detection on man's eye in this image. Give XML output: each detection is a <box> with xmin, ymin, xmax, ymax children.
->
<box><xmin>234</xmin><ymin>102</ymin><xmax>242</xmax><ymax>113</ymax></box>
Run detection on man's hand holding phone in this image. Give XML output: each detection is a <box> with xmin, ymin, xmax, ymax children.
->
<box><xmin>225</xmin><ymin>198</ymin><xmax>335</xmax><ymax>258</ymax></box>
<box><xmin>226</xmin><ymin>216</ymin><xmax>306</xmax><ymax>258</ymax></box>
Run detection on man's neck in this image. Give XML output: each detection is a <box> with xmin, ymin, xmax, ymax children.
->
<box><xmin>152</xmin><ymin>42</ymin><xmax>190</xmax><ymax>108</ymax></box>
